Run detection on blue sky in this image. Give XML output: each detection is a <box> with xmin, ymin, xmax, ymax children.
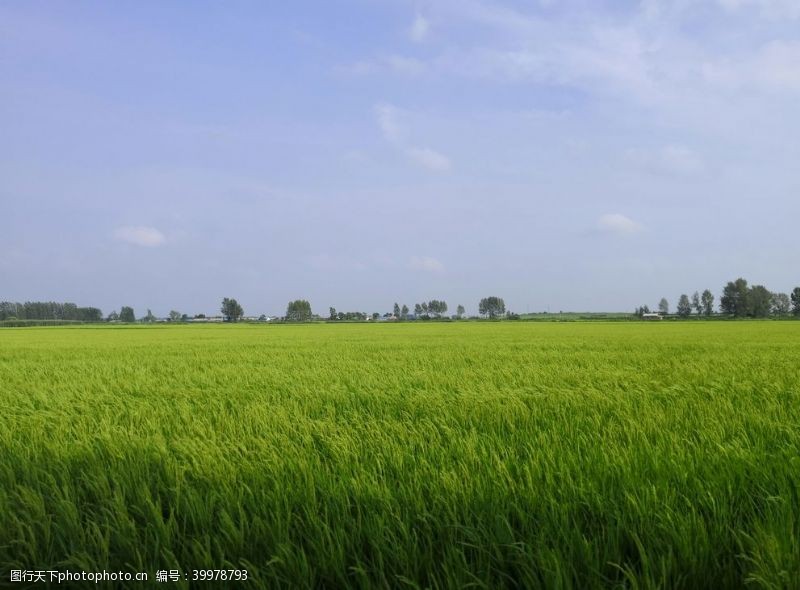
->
<box><xmin>2</xmin><ymin>0</ymin><xmax>799</xmax><ymax>316</ymax></box>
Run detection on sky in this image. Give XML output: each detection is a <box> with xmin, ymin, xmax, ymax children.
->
<box><xmin>1</xmin><ymin>0</ymin><xmax>799</xmax><ymax>317</ymax></box>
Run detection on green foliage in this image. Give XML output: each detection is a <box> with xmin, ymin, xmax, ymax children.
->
<box><xmin>792</xmin><ymin>287</ymin><xmax>800</xmax><ymax>317</ymax></box>
<box><xmin>718</xmin><ymin>279</ymin><xmax>789</xmax><ymax>319</ymax></box>
<box><xmin>285</xmin><ymin>299</ymin><xmax>312</xmax><ymax>322</ymax></box>
<box><xmin>421</xmin><ymin>300</ymin><xmax>447</xmax><ymax>318</ymax></box>
<box><xmin>119</xmin><ymin>306</ymin><xmax>136</xmax><ymax>323</ymax></box>
<box><xmin>720</xmin><ymin>278</ymin><xmax>750</xmax><ymax>317</ymax></box>
<box><xmin>771</xmin><ymin>293</ymin><xmax>791</xmax><ymax>317</ymax></box>
<box><xmin>691</xmin><ymin>291</ymin><xmax>701</xmax><ymax>315</ymax></box>
<box><xmin>334</xmin><ymin>311</ymin><xmax>368</xmax><ymax>321</ymax></box>
<box><xmin>1</xmin><ymin>323</ymin><xmax>799</xmax><ymax>589</ymax></box>
<box><xmin>221</xmin><ymin>298</ymin><xmax>244</xmax><ymax>322</ymax></box>
<box><xmin>677</xmin><ymin>294</ymin><xmax>692</xmax><ymax>317</ymax></box>
<box><xmin>0</xmin><ymin>301</ymin><xmax>102</xmax><ymax>321</ymax></box>
<box><xmin>750</xmin><ymin>285</ymin><xmax>772</xmax><ymax>318</ymax></box>
<box><xmin>478</xmin><ymin>296</ymin><xmax>505</xmax><ymax>318</ymax></box>
<box><xmin>701</xmin><ymin>289</ymin><xmax>715</xmax><ymax>316</ymax></box>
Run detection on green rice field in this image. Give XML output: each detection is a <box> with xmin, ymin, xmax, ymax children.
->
<box><xmin>1</xmin><ymin>322</ymin><xmax>799</xmax><ymax>588</ymax></box>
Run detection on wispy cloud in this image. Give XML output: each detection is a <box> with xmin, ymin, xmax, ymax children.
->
<box><xmin>340</xmin><ymin>55</ymin><xmax>427</xmax><ymax>77</ymax></box>
<box><xmin>373</xmin><ymin>102</ymin><xmax>452</xmax><ymax>172</ymax></box>
<box><xmin>409</xmin><ymin>256</ymin><xmax>445</xmax><ymax>272</ymax></box>
<box><xmin>406</xmin><ymin>147</ymin><xmax>451</xmax><ymax>172</ymax></box>
<box><xmin>596</xmin><ymin>214</ymin><xmax>644</xmax><ymax>235</ymax></box>
<box><xmin>350</xmin><ymin>0</ymin><xmax>800</xmax><ymax>121</ymax></box>
<box><xmin>626</xmin><ymin>145</ymin><xmax>706</xmax><ymax>177</ymax></box>
<box><xmin>113</xmin><ymin>226</ymin><xmax>166</xmax><ymax>247</ymax></box>
<box><xmin>702</xmin><ymin>40</ymin><xmax>800</xmax><ymax>93</ymax></box>
<box><xmin>409</xmin><ymin>14</ymin><xmax>430</xmax><ymax>42</ymax></box>
<box><xmin>716</xmin><ymin>0</ymin><xmax>800</xmax><ymax>19</ymax></box>
<box><xmin>374</xmin><ymin>103</ymin><xmax>403</xmax><ymax>142</ymax></box>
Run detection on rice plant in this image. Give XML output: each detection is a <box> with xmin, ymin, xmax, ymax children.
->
<box><xmin>1</xmin><ymin>322</ymin><xmax>798</xmax><ymax>588</ymax></box>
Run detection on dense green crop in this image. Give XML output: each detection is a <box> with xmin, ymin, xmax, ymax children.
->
<box><xmin>1</xmin><ymin>323</ymin><xmax>798</xmax><ymax>588</ymax></box>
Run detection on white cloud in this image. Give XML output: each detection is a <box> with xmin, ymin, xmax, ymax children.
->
<box><xmin>409</xmin><ymin>14</ymin><xmax>430</xmax><ymax>42</ymax></box>
<box><xmin>406</xmin><ymin>147</ymin><xmax>452</xmax><ymax>172</ymax></box>
<box><xmin>374</xmin><ymin>103</ymin><xmax>403</xmax><ymax>143</ymax></box>
<box><xmin>703</xmin><ymin>41</ymin><xmax>800</xmax><ymax>93</ymax></box>
<box><xmin>351</xmin><ymin>0</ymin><xmax>800</xmax><ymax>119</ymax></box>
<box><xmin>716</xmin><ymin>0</ymin><xmax>800</xmax><ymax>18</ymax></box>
<box><xmin>374</xmin><ymin>103</ymin><xmax>453</xmax><ymax>172</ymax></box>
<box><xmin>384</xmin><ymin>55</ymin><xmax>427</xmax><ymax>75</ymax></box>
<box><xmin>626</xmin><ymin>145</ymin><xmax>705</xmax><ymax>177</ymax></box>
<box><xmin>596</xmin><ymin>214</ymin><xmax>644</xmax><ymax>235</ymax></box>
<box><xmin>340</xmin><ymin>55</ymin><xmax>427</xmax><ymax>77</ymax></box>
<box><xmin>113</xmin><ymin>226</ymin><xmax>166</xmax><ymax>247</ymax></box>
<box><xmin>409</xmin><ymin>256</ymin><xmax>445</xmax><ymax>272</ymax></box>
<box><xmin>659</xmin><ymin>145</ymin><xmax>705</xmax><ymax>175</ymax></box>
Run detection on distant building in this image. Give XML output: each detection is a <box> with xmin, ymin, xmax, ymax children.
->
<box><xmin>642</xmin><ymin>313</ymin><xmax>663</xmax><ymax>320</ymax></box>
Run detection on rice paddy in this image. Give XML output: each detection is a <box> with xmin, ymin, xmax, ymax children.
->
<box><xmin>1</xmin><ymin>322</ymin><xmax>798</xmax><ymax>588</ymax></box>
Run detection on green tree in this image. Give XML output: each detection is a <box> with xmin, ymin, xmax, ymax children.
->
<box><xmin>414</xmin><ymin>303</ymin><xmax>422</xmax><ymax>317</ymax></box>
<box><xmin>119</xmin><ymin>306</ymin><xmax>136</xmax><ymax>323</ymax></box>
<box><xmin>80</xmin><ymin>307</ymin><xmax>102</xmax><ymax>322</ymax></box>
<box><xmin>691</xmin><ymin>291</ymin><xmax>701</xmax><ymax>315</ymax></box>
<box><xmin>749</xmin><ymin>285</ymin><xmax>772</xmax><ymax>318</ymax></box>
<box><xmin>701</xmin><ymin>289</ymin><xmax>714</xmax><ymax>316</ymax></box>
<box><xmin>393</xmin><ymin>303</ymin><xmax>401</xmax><ymax>318</ymax></box>
<box><xmin>0</xmin><ymin>302</ymin><xmax>17</xmax><ymax>320</ymax></box>
<box><xmin>479</xmin><ymin>297</ymin><xmax>506</xmax><ymax>319</ymax></box>
<box><xmin>401</xmin><ymin>304</ymin><xmax>409</xmax><ymax>319</ymax></box>
<box><xmin>791</xmin><ymin>287</ymin><xmax>800</xmax><ymax>317</ymax></box>
<box><xmin>456</xmin><ymin>304</ymin><xmax>465</xmax><ymax>319</ymax></box>
<box><xmin>427</xmin><ymin>300</ymin><xmax>447</xmax><ymax>318</ymax></box>
<box><xmin>720</xmin><ymin>278</ymin><xmax>750</xmax><ymax>317</ymax></box>
<box><xmin>286</xmin><ymin>300</ymin><xmax>312</xmax><ymax>322</ymax></box>
<box><xmin>169</xmin><ymin>310</ymin><xmax>182</xmax><ymax>322</ymax></box>
<box><xmin>143</xmin><ymin>309</ymin><xmax>157</xmax><ymax>323</ymax></box>
<box><xmin>107</xmin><ymin>310</ymin><xmax>119</xmax><ymax>322</ymax></box>
<box><xmin>771</xmin><ymin>293</ymin><xmax>790</xmax><ymax>317</ymax></box>
<box><xmin>677</xmin><ymin>294</ymin><xmax>691</xmax><ymax>318</ymax></box>
<box><xmin>62</xmin><ymin>303</ymin><xmax>78</xmax><ymax>320</ymax></box>
<box><xmin>658</xmin><ymin>298</ymin><xmax>669</xmax><ymax>315</ymax></box>
<box><xmin>221</xmin><ymin>298</ymin><xmax>244</xmax><ymax>322</ymax></box>
<box><xmin>329</xmin><ymin>307</ymin><xmax>337</xmax><ymax>321</ymax></box>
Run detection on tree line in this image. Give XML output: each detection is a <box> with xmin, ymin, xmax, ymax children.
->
<box><xmin>6</xmin><ymin>282</ymin><xmax>799</xmax><ymax>326</ymax></box>
<box><xmin>637</xmin><ymin>279</ymin><xmax>800</xmax><ymax>318</ymax></box>
<box><xmin>0</xmin><ymin>301</ymin><xmax>102</xmax><ymax>322</ymax></box>
<box><xmin>217</xmin><ymin>296</ymin><xmax>511</xmax><ymax>323</ymax></box>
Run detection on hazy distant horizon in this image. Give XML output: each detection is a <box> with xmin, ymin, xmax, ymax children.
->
<box><xmin>3</xmin><ymin>1</ymin><xmax>798</xmax><ymax>316</ymax></box>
